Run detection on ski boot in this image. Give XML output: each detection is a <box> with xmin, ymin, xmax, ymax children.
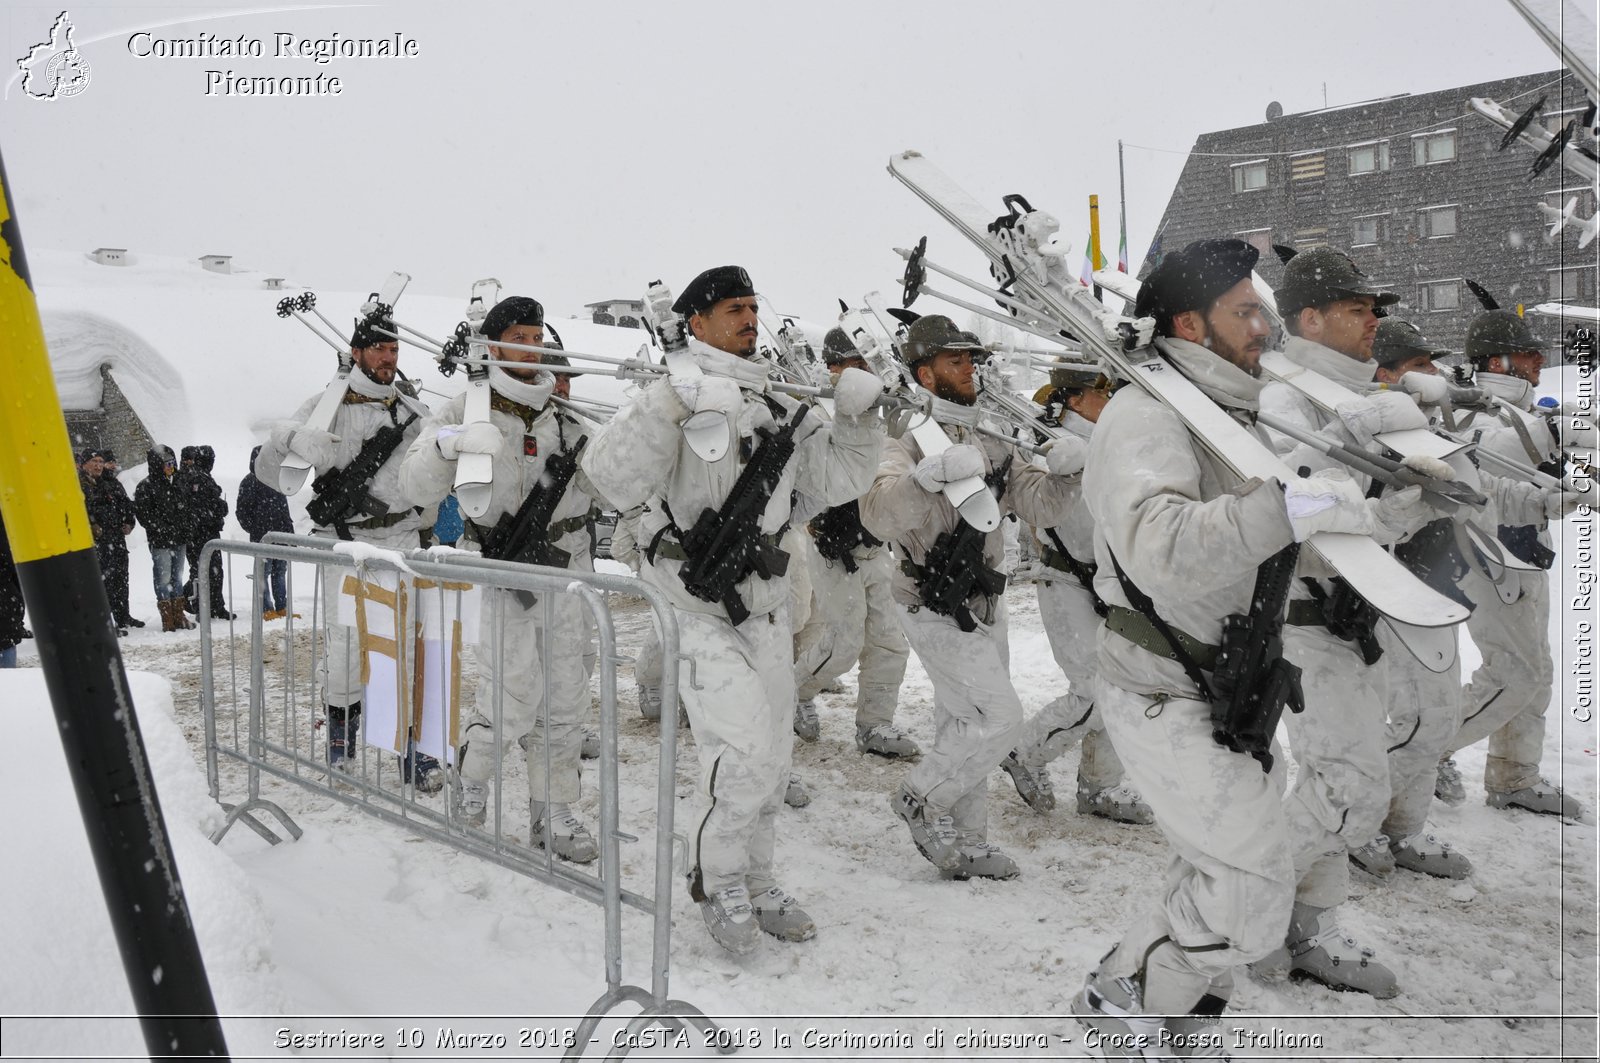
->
<box><xmin>1389</xmin><ymin>832</ymin><xmax>1472</xmax><ymax>879</ymax></box>
<box><xmin>942</xmin><ymin>842</ymin><xmax>1021</xmax><ymax>881</ymax></box>
<box><xmin>1284</xmin><ymin>903</ymin><xmax>1398</xmax><ymax>998</ymax></box>
<box><xmin>793</xmin><ymin>698</ymin><xmax>820</xmax><ymax>742</ymax></box>
<box><xmin>1486</xmin><ymin>779</ymin><xmax>1582</xmax><ymax>818</ymax></box>
<box><xmin>1434</xmin><ymin>757</ymin><xmax>1465</xmax><ymax>806</ymax></box>
<box><xmin>784</xmin><ymin>774</ymin><xmax>811</xmax><ymax>809</ymax></box>
<box><xmin>1077</xmin><ymin>783</ymin><xmax>1155</xmax><ymax>825</ymax></box>
<box><xmin>890</xmin><ymin>784</ymin><xmax>961</xmax><ymax>871</ymax></box>
<box><xmin>529</xmin><ymin>802</ymin><xmax>599</xmax><ymax>864</ymax></box>
<box><xmin>325</xmin><ymin>703</ymin><xmax>362</xmax><ymax>771</ymax></box>
<box><xmin>855</xmin><ymin>723</ymin><xmax>920</xmax><ymax>759</ymax></box>
<box><xmin>750</xmin><ymin>886</ymin><xmax>816</xmax><ymax>941</ymax></box>
<box><xmin>1348</xmin><ymin>834</ymin><xmax>1396</xmax><ymax>877</ymax></box>
<box><xmin>701</xmin><ymin>884</ymin><xmax>760</xmax><ymax>956</ymax></box>
<box><xmin>1001</xmin><ymin>749</ymin><xmax>1056</xmax><ymax>812</ymax></box>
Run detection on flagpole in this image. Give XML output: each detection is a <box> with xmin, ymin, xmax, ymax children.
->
<box><xmin>1118</xmin><ymin>139</ymin><xmax>1130</xmax><ymax>274</ymax></box>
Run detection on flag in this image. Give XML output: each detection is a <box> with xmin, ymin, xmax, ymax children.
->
<box><xmin>1079</xmin><ymin>233</ymin><xmax>1106</xmax><ymax>286</ymax></box>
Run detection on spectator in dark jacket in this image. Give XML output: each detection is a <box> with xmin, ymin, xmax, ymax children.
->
<box><xmin>178</xmin><ymin>445</ymin><xmax>232</xmax><ymax>620</ymax></box>
<box><xmin>237</xmin><ymin>444</ymin><xmax>295</xmax><ymax>617</ymax></box>
<box><xmin>85</xmin><ymin>449</ymin><xmax>142</xmax><ymax>631</ymax></box>
<box><xmin>0</xmin><ymin>513</ymin><xmax>26</xmax><ymax>667</ymax></box>
<box><xmin>135</xmin><ymin>445</ymin><xmax>193</xmax><ymax>632</ymax></box>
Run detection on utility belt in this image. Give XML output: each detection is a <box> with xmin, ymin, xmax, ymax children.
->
<box><xmin>1104</xmin><ymin>604</ymin><xmax>1219</xmax><ymax>671</ymax></box>
<box><xmin>1289</xmin><ymin>578</ymin><xmax>1384</xmax><ymax>666</ymax></box>
<box><xmin>464</xmin><ymin>512</ymin><xmax>591</xmax><ymax>547</ymax></box>
<box><xmin>340</xmin><ymin>507</ymin><xmax>421</xmax><ymax>531</ymax></box>
<box><xmin>653</xmin><ymin>529</ymin><xmax>785</xmax><ymax>565</ymax></box>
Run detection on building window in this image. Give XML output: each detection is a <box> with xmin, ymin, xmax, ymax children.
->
<box><xmin>1418</xmin><ymin>279</ymin><xmax>1461</xmax><ymax>312</ymax></box>
<box><xmin>1419</xmin><ymin>205</ymin><xmax>1458</xmax><ymax>239</ymax></box>
<box><xmin>1234</xmin><ymin>227</ymin><xmax>1273</xmax><ymax>256</ymax></box>
<box><xmin>1352</xmin><ymin>214</ymin><xmax>1387</xmax><ymax>246</ymax></box>
<box><xmin>1348</xmin><ymin>141</ymin><xmax>1391</xmax><ymax>174</ymax></box>
<box><xmin>1290</xmin><ymin>152</ymin><xmax>1326</xmax><ymax>183</ymax></box>
<box><xmin>1231</xmin><ymin>160</ymin><xmax>1268</xmax><ymax>193</ymax></box>
<box><xmin>1292</xmin><ymin>226</ymin><xmax>1329</xmax><ymax>250</ymax></box>
<box><xmin>1548</xmin><ymin>268</ymin><xmax>1597</xmax><ymax>302</ymax></box>
<box><xmin>1412</xmin><ymin>129</ymin><xmax>1457</xmax><ymax>165</ymax></box>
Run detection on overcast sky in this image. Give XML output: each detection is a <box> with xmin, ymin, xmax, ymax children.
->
<box><xmin>0</xmin><ymin>0</ymin><xmax>1565</xmax><ymax>322</ymax></box>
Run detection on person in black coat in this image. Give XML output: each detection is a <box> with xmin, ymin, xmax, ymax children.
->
<box><xmin>88</xmin><ymin>449</ymin><xmax>142</xmax><ymax>630</ymax></box>
<box><xmin>0</xmin><ymin>513</ymin><xmax>26</xmax><ymax>667</ymax></box>
<box><xmin>134</xmin><ymin>445</ymin><xmax>193</xmax><ymax>631</ymax></box>
<box><xmin>178</xmin><ymin>445</ymin><xmax>232</xmax><ymax>620</ymax></box>
<box><xmin>236</xmin><ymin>443</ymin><xmax>295</xmax><ymax>617</ymax></box>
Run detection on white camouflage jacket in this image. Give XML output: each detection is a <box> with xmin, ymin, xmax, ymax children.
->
<box><xmin>860</xmin><ymin>418</ymin><xmax>1079</xmax><ymax>624</ymax></box>
<box><xmin>580</xmin><ymin>339</ymin><xmax>884</xmax><ymax>621</ymax></box>
<box><xmin>398</xmin><ymin>386</ymin><xmax>598</xmax><ymax>572</ymax></box>
<box><xmin>254</xmin><ymin>383</ymin><xmax>436</xmax><ymax>539</ymax></box>
<box><xmin>1086</xmin><ymin>338</ymin><xmax>1296</xmax><ymax>700</ymax></box>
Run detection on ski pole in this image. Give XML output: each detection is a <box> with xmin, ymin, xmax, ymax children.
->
<box><xmin>1255</xmin><ymin>412</ymin><xmax>1485</xmax><ymax>509</ymax></box>
<box><xmin>276</xmin><ymin>295</ymin><xmax>348</xmax><ymax>354</ymax></box>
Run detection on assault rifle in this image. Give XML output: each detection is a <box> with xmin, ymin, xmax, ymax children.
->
<box><xmin>306</xmin><ymin>411</ymin><xmax>418</xmax><ymax>537</ymax></box>
<box><xmin>911</xmin><ymin>456</ymin><xmax>1010</xmax><ymax>632</ymax></box>
<box><xmin>677</xmin><ymin>404</ymin><xmax>810</xmax><ymax>625</ymax></box>
<box><xmin>1210</xmin><ymin>542</ymin><xmax>1306</xmax><ymax>772</ymax></box>
<box><xmin>1299</xmin><ymin>576</ymin><xmax>1384</xmax><ymax>666</ymax></box>
<box><xmin>1393</xmin><ymin>518</ymin><xmax>1475</xmax><ymax>609</ymax></box>
<box><xmin>810</xmin><ymin>501</ymin><xmax>881</xmax><ymax>574</ymax></box>
<box><xmin>479</xmin><ymin>436</ymin><xmax>589</xmax><ymax>569</ymax></box>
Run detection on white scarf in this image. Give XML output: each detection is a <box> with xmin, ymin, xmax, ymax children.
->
<box><xmin>1475</xmin><ymin>371</ymin><xmax>1535</xmax><ymax>410</ymax></box>
<box><xmin>489</xmin><ymin>365</ymin><xmax>555</xmax><ymax>410</ymax></box>
<box><xmin>1154</xmin><ymin>337</ymin><xmax>1266</xmax><ymax>411</ymax></box>
<box><xmin>1281</xmin><ymin>335</ymin><xmax>1378</xmax><ymax>389</ymax></box>
<box><xmin>347</xmin><ymin>366</ymin><xmax>395</xmax><ymax>401</ymax></box>
<box><xmin>688</xmin><ymin>338</ymin><xmax>773</xmax><ymax>391</ymax></box>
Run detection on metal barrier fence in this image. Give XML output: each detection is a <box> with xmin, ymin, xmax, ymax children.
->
<box><xmin>198</xmin><ymin>534</ymin><xmax>731</xmax><ymax>1059</ymax></box>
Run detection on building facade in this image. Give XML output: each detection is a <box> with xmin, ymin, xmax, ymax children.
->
<box><xmin>1145</xmin><ymin>69</ymin><xmax>1595</xmax><ymax>352</ymax></box>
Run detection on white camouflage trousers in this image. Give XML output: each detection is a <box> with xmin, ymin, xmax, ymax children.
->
<box><xmin>1013</xmin><ymin>576</ymin><xmax>1124</xmax><ymax>790</ymax></box>
<box><xmin>462</xmin><ymin>587</ymin><xmax>590</xmax><ymax>807</ymax></box>
<box><xmin>316</xmin><ymin>524</ymin><xmax>425</xmax><ymax>709</ymax></box>
<box><xmin>1450</xmin><ymin>568</ymin><xmax>1553</xmax><ymax>793</ymax></box>
<box><xmin>1280</xmin><ymin>624</ymin><xmax>1390</xmax><ymax>909</ymax></box>
<box><xmin>793</xmin><ymin>549</ymin><xmax>910</xmax><ymax>731</ymax></box>
<box><xmin>680</xmin><ymin>606</ymin><xmax>796</xmax><ymax>901</ymax></box>
<box><xmin>1098</xmin><ymin>681</ymin><xmax>1295</xmax><ymax>1003</ymax></box>
<box><xmin>1379</xmin><ymin>622</ymin><xmax>1463</xmax><ymax>840</ymax></box>
<box><xmin>898</xmin><ymin>599</ymin><xmax>1020</xmax><ymax>842</ymax></box>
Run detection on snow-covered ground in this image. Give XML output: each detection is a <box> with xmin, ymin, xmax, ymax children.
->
<box><xmin>3</xmin><ymin>250</ymin><xmax>1597</xmax><ymax>1060</ymax></box>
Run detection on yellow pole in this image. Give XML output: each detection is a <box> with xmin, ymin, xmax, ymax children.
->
<box><xmin>0</xmin><ymin>146</ymin><xmax>231</xmax><ymax>1059</ymax></box>
<box><xmin>1089</xmin><ymin>194</ymin><xmax>1104</xmax><ymax>299</ymax></box>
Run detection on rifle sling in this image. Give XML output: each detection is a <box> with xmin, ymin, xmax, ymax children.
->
<box><xmin>1106</xmin><ymin>550</ymin><xmax>1218</xmax><ymax>702</ymax></box>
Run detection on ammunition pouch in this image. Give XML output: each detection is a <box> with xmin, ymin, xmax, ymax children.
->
<box><xmin>1498</xmin><ymin>524</ymin><xmax>1556</xmax><ymax>570</ymax></box>
<box><xmin>1294</xmin><ymin>577</ymin><xmax>1384</xmax><ymax>666</ymax></box>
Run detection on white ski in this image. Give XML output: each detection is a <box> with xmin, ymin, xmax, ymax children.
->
<box><xmin>453</xmin><ymin>277</ymin><xmax>501</xmax><ymax>520</ymax></box>
<box><xmin>845</xmin><ymin>297</ymin><xmax>1000</xmax><ymax>532</ymax></box>
<box><xmin>888</xmin><ymin>150</ymin><xmax>1469</xmax><ymax>629</ymax></box>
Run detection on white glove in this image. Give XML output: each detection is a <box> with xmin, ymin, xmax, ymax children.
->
<box><xmin>832</xmin><ymin>366</ymin><xmax>885</xmax><ymax>417</ymax></box>
<box><xmin>1558</xmin><ymin>417</ymin><xmax>1599</xmax><ymax>452</ymax></box>
<box><xmin>1098</xmin><ymin>310</ymin><xmax>1155</xmax><ymax>351</ymax></box>
<box><xmin>1371</xmin><ymin>485</ymin><xmax>1434</xmax><ymax>542</ymax></box>
<box><xmin>1400</xmin><ymin>453</ymin><xmax>1455</xmax><ymax>481</ymax></box>
<box><xmin>1283</xmin><ymin>468</ymin><xmax>1375</xmax><ymax>542</ymax></box>
<box><xmin>1398</xmin><ymin>372</ymin><xmax>1449</xmax><ymax>405</ymax></box>
<box><xmin>277</xmin><ymin>426</ymin><xmax>341</xmax><ymax>468</ymax></box>
<box><xmin>671</xmin><ymin>374</ymin><xmax>744</xmax><ymax>417</ymax></box>
<box><xmin>436</xmin><ymin>422</ymin><xmax>503</xmax><ymax>460</ymax></box>
<box><xmin>1044</xmin><ymin>434</ymin><xmax>1087</xmax><ymax>477</ymax></box>
<box><xmin>912</xmin><ymin>444</ymin><xmax>985</xmax><ymax>492</ymax></box>
<box><xmin>1545</xmin><ymin>488</ymin><xmax>1589</xmax><ymax>521</ymax></box>
<box><xmin>1336</xmin><ymin>391</ymin><xmax>1429</xmax><ymax>445</ymax></box>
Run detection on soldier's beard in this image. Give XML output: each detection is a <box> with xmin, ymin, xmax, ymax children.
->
<box><xmin>932</xmin><ymin>376</ymin><xmax>976</xmax><ymax>405</ymax></box>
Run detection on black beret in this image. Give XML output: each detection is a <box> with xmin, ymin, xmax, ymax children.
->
<box><xmin>481</xmin><ymin>296</ymin><xmax>545</xmax><ymax>341</ymax></box>
<box><xmin>672</xmin><ymin>265</ymin><xmax>756</xmax><ymax>316</ymax></box>
<box><xmin>1135</xmin><ymin>238</ymin><xmax>1260</xmax><ymax>322</ymax></box>
<box><xmin>350</xmin><ymin>313</ymin><xmax>396</xmax><ymax>350</ymax></box>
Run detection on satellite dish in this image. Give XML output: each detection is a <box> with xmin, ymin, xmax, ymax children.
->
<box><xmin>1266</xmin><ymin>101</ymin><xmax>1284</xmax><ymax>121</ymax></box>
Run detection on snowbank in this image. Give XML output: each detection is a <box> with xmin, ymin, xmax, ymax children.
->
<box><xmin>0</xmin><ymin>669</ymin><xmax>291</xmax><ymax>1058</ymax></box>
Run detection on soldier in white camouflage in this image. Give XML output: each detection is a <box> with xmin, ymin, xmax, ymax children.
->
<box><xmin>792</xmin><ymin>328</ymin><xmax>918</xmax><ymax>759</ymax></box>
<box><xmin>860</xmin><ymin>314</ymin><xmax>1086</xmax><ymax>882</ymax></box>
<box><xmin>581</xmin><ymin>266</ymin><xmax>886</xmax><ymax>955</ymax></box>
